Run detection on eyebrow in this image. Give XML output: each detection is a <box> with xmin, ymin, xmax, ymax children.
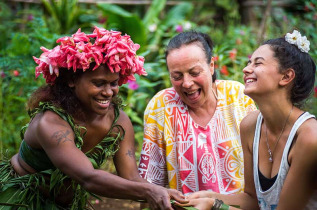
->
<box><xmin>92</xmin><ymin>78</ymin><xmax>119</xmax><ymax>83</ymax></box>
<box><xmin>247</xmin><ymin>56</ymin><xmax>265</xmax><ymax>64</ymax></box>
<box><xmin>254</xmin><ymin>57</ymin><xmax>265</xmax><ymax>61</ymax></box>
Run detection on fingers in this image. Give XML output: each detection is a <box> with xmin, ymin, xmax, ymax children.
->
<box><xmin>187</xmin><ymin>193</ymin><xmax>199</xmax><ymax>199</ymax></box>
<box><xmin>148</xmin><ymin>187</ymin><xmax>173</xmax><ymax>210</ymax></box>
<box><xmin>174</xmin><ymin>200</ymin><xmax>193</xmax><ymax>207</ymax></box>
<box><xmin>168</xmin><ymin>189</ymin><xmax>188</xmax><ymax>203</ymax></box>
<box><xmin>162</xmin><ymin>196</ymin><xmax>174</xmax><ymax>210</ymax></box>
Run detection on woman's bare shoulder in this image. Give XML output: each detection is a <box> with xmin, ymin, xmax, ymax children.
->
<box><xmin>240</xmin><ymin>110</ymin><xmax>260</xmax><ymax>132</ymax></box>
<box><xmin>27</xmin><ymin>110</ymin><xmax>74</xmax><ymax>145</ymax></box>
<box><xmin>36</xmin><ymin>110</ymin><xmax>71</xmax><ymax>128</ymax></box>
<box><xmin>296</xmin><ymin>117</ymin><xmax>317</xmax><ymax>150</ymax></box>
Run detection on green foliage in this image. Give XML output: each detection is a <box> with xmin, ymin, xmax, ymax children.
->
<box><xmin>142</xmin><ymin>0</ymin><xmax>167</xmax><ymax>27</ymax></box>
<box><xmin>41</xmin><ymin>0</ymin><xmax>81</xmax><ymax>34</ymax></box>
<box><xmin>1</xmin><ymin>0</ymin><xmax>317</xmax><ymax>161</ymax></box>
<box><xmin>97</xmin><ymin>3</ymin><xmax>147</xmax><ymax>50</ymax></box>
<box><xmin>0</xmin><ymin>15</ymin><xmax>59</xmax><ymax>158</ymax></box>
<box><xmin>0</xmin><ymin>3</ymin><xmax>13</xmax><ymax>51</ymax></box>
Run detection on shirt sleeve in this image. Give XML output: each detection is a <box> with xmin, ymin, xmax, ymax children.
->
<box><xmin>243</xmin><ymin>92</ymin><xmax>257</xmax><ymax>114</ymax></box>
<box><xmin>138</xmin><ymin>91</ymin><xmax>168</xmax><ymax>187</ymax></box>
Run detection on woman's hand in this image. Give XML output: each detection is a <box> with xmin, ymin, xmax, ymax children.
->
<box><xmin>187</xmin><ymin>190</ymin><xmax>214</xmax><ymax>199</ymax></box>
<box><xmin>144</xmin><ymin>185</ymin><xmax>187</xmax><ymax>210</ymax></box>
<box><xmin>176</xmin><ymin>197</ymin><xmax>214</xmax><ymax>210</ymax></box>
<box><xmin>168</xmin><ymin>189</ymin><xmax>188</xmax><ymax>203</ymax></box>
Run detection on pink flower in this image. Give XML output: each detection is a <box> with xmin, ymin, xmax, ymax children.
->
<box><xmin>1</xmin><ymin>71</ymin><xmax>5</xmax><ymax>78</ymax></box>
<box><xmin>13</xmin><ymin>70</ymin><xmax>20</xmax><ymax>77</ymax></box>
<box><xmin>314</xmin><ymin>87</ymin><xmax>317</xmax><ymax>98</ymax></box>
<box><xmin>175</xmin><ymin>25</ymin><xmax>183</xmax><ymax>33</ymax></box>
<box><xmin>33</xmin><ymin>26</ymin><xmax>147</xmax><ymax>85</ymax></box>
<box><xmin>128</xmin><ymin>80</ymin><xmax>139</xmax><ymax>90</ymax></box>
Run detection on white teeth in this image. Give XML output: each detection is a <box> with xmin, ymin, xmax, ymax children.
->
<box><xmin>96</xmin><ymin>99</ymin><xmax>109</xmax><ymax>104</ymax></box>
<box><xmin>246</xmin><ymin>79</ymin><xmax>255</xmax><ymax>83</ymax></box>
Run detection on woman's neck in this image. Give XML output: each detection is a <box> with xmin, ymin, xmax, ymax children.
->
<box><xmin>257</xmin><ymin>98</ymin><xmax>294</xmax><ymax>135</ymax></box>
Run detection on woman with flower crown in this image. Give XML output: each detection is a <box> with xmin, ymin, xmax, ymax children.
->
<box><xmin>177</xmin><ymin>30</ymin><xmax>317</xmax><ymax>210</ymax></box>
<box><xmin>0</xmin><ymin>26</ymin><xmax>186</xmax><ymax>209</ymax></box>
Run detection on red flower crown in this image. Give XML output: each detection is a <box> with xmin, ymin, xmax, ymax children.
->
<box><xmin>33</xmin><ymin>26</ymin><xmax>147</xmax><ymax>85</ymax></box>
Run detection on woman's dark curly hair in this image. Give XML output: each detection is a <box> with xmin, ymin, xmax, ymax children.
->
<box><xmin>262</xmin><ymin>38</ymin><xmax>316</xmax><ymax>107</ymax></box>
<box><xmin>27</xmin><ymin>67</ymin><xmax>85</xmax><ymax>118</ymax></box>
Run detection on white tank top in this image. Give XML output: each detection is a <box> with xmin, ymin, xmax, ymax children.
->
<box><xmin>253</xmin><ymin>112</ymin><xmax>317</xmax><ymax>210</ymax></box>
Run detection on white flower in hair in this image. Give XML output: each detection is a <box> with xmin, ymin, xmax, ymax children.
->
<box><xmin>297</xmin><ymin>35</ymin><xmax>310</xmax><ymax>53</ymax></box>
<box><xmin>285</xmin><ymin>30</ymin><xmax>310</xmax><ymax>53</ymax></box>
<box><xmin>285</xmin><ymin>30</ymin><xmax>301</xmax><ymax>44</ymax></box>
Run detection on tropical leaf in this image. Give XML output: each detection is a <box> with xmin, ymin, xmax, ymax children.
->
<box><xmin>97</xmin><ymin>4</ymin><xmax>147</xmax><ymax>51</ymax></box>
<box><xmin>41</xmin><ymin>0</ymin><xmax>80</xmax><ymax>34</ymax></box>
<box><xmin>142</xmin><ymin>0</ymin><xmax>167</xmax><ymax>27</ymax></box>
<box><xmin>0</xmin><ymin>188</ymin><xmax>26</xmax><ymax>209</ymax></box>
<box><xmin>147</xmin><ymin>2</ymin><xmax>193</xmax><ymax>51</ymax></box>
<box><xmin>162</xmin><ymin>2</ymin><xmax>193</xmax><ymax>28</ymax></box>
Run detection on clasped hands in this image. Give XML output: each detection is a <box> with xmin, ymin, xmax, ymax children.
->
<box><xmin>174</xmin><ymin>191</ymin><xmax>216</xmax><ymax>210</ymax></box>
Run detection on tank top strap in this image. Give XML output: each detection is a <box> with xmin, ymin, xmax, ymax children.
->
<box><xmin>253</xmin><ymin>112</ymin><xmax>263</xmax><ymax>167</ymax></box>
<box><xmin>253</xmin><ymin>112</ymin><xmax>316</xmax><ymax>209</ymax></box>
<box><xmin>282</xmin><ymin>112</ymin><xmax>315</xmax><ymax>163</ymax></box>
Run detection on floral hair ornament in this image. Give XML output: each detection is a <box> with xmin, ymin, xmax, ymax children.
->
<box><xmin>285</xmin><ymin>30</ymin><xmax>310</xmax><ymax>53</ymax></box>
<box><xmin>33</xmin><ymin>26</ymin><xmax>147</xmax><ymax>85</ymax></box>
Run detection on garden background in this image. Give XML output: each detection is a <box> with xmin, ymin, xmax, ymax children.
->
<box><xmin>1</xmin><ymin>0</ymin><xmax>317</xmax><ymax>208</ymax></box>
<box><xmin>1</xmin><ymin>0</ymin><xmax>317</xmax><ymax>178</ymax></box>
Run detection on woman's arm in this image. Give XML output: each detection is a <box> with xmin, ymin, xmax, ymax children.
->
<box><xmin>113</xmin><ymin>110</ymin><xmax>143</xmax><ymax>181</ymax></box>
<box><xmin>276</xmin><ymin>119</ymin><xmax>317</xmax><ymax>210</ymax></box>
<box><xmin>35</xmin><ymin>111</ymin><xmax>182</xmax><ymax>210</ymax></box>
<box><xmin>113</xmin><ymin>110</ymin><xmax>186</xmax><ymax>205</ymax></box>
<box><xmin>238</xmin><ymin>111</ymin><xmax>260</xmax><ymax>209</ymax></box>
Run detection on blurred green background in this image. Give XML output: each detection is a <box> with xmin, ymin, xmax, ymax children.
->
<box><xmin>1</xmin><ymin>0</ymin><xmax>317</xmax><ymax>163</ymax></box>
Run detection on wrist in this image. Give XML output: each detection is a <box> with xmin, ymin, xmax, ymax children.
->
<box><xmin>141</xmin><ymin>182</ymin><xmax>151</xmax><ymax>198</ymax></box>
<box><xmin>142</xmin><ymin>182</ymin><xmax>158</xmax><ymax>200</ymax></box>
<box><xmin>130</xmin><ymin>182</ymin><xmax>151</xmax><ymax>201</ymax></box>
<box><xmin>212</xmin><ymin>199</ymin><xmax>230</xmax><ymax>210</ymax></box>
<box><xmin>208</xmin><ymin>191</ymin><xmax>216</xmax><ymax>198</ymax></box>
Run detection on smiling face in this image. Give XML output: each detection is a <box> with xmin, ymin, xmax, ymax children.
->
<box><xmin>167</xmin><ymin>43</ymin><xmax>215</xmax><ymax>109</ymax></box>
<box><xmin>69</xmin><ymin>65</ymin><xmax>119</xmax><ymax>116</ymax></box>
<box><xmin>243</xmin><ymin>44</ymin><xmax>283</xmax><ymax>98</ymax></box>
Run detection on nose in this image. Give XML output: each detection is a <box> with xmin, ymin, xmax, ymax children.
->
<box><xmin>182</xmin><ymin>75</ymin><xmax>194</xmax><ymax>88</ymax></box>
<box><xmin>242</xmin><ymin>64</ymin><xmax>253</xmax><ymax>75</ymax></box>
<box><xmin>101</xmin><ymin>84</ymin><xmax>113</xmax><ymax>97</ymax></box>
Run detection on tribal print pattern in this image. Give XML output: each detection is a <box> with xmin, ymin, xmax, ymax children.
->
<box><xmin>139</xmin><ymin>80</ymin><xmax>256</xmax><ymax>195</ymax></box>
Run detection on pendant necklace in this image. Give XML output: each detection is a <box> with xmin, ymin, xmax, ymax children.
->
<box><xmin>265</xmin><ymin>105</ymin><xmax>293</xmax><ymax>162</ymax></box>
